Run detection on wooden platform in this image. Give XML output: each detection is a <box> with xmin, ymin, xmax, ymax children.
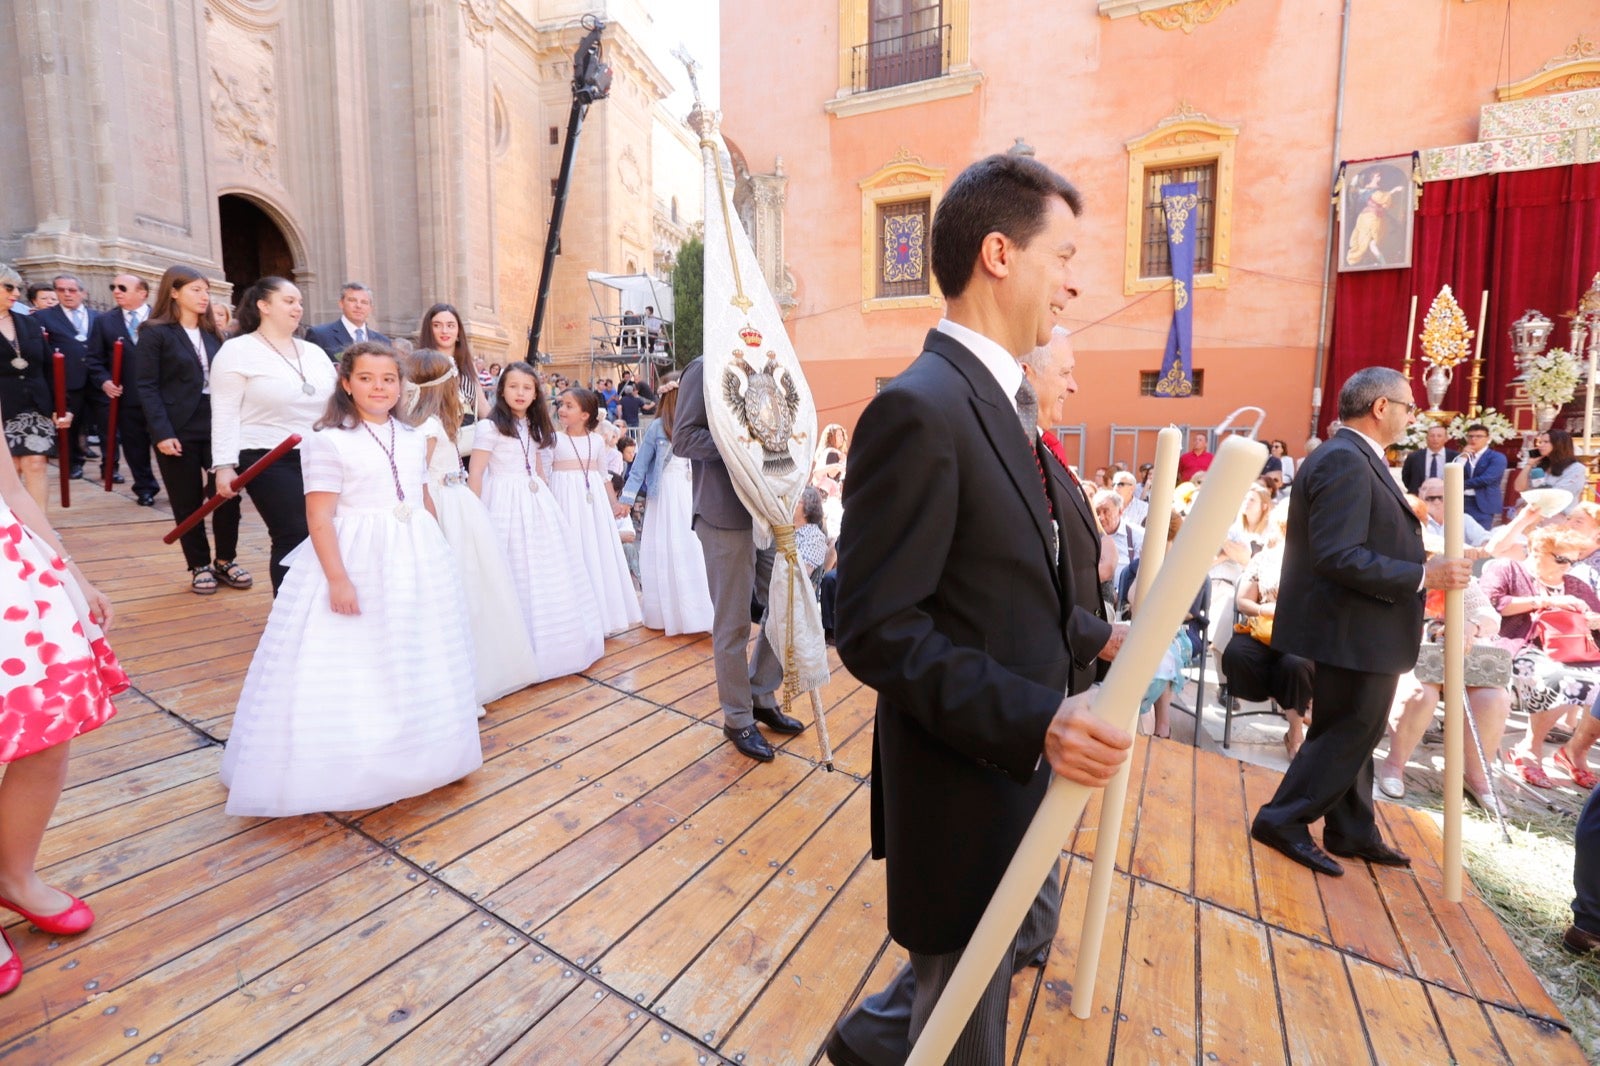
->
<box><xmin>0</xmin><ymin>485</ymin><xmax>1587</xmax><ymax>1064</ymax></box>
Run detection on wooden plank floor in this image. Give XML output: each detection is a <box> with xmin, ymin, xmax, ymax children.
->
<box><xmin>0</xmin><ymin>484</ymin><xmax>1586</xmax><ymax>1064</ymax></box>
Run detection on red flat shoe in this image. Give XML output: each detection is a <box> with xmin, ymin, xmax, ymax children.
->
<box><xmin>0</xmin><ymin>929</ymin><xmax>20</xmax><ymax>996</ymax></box>
<box><xmin>1555</xmin><ymin>747</ymin><xmax>1599</xmax><ymax>790</ymax></box>
<box><xmin>1512</xmin><ymin>753</ymin><xmax>1554</xmax><ymax>790</ymax></box>
<box><xmin>0</xmin><ymin>892</ymin><xmax>94</xmax><ymax>935</ymax></box>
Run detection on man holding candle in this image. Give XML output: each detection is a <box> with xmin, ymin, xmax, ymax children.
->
<box><xmin>1251</xmin><ymin>367</ymin><xmax>1471</xmax><ymax>877</ymax></box>
<box><xmin>829</xmin><ymin>155</ymin><xmax>1127</xmax><ymax>1066</ymax></box>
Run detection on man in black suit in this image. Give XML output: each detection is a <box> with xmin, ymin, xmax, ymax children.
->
<box><xmin>1251</xmin><ymin>367</ymin><xmax>1470</xmax><ymax>877</ymax></box>
<box><xmin>827</xmin><ymin>155</ymin><xmax>1131</xmax><ymax>1066</ymax></box>
<box><xmin>87</xmin><ymin>274</ymin><xmax>160</xmax><ymax>502</ymax></box>
<box><xmin>303</xmin><ymin>282</ymin><xmax>390</xmax><ymax>359</ymax></box>
<box><xmin>34</xmin><ymin>275</ymin><xmax>97</xmax><ymax>479</ymax></box>
<box><xmin>1400</xmin><ymin>422</ymin><xmax>1456</xmax><ymax>495</ymax></box>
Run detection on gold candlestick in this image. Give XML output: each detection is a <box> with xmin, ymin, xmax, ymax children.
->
<box><xmin>1402</xmin><ymin>293</ymin><xmax>1418</xmax><ymax>382</ymax></box>
<box><xmin>1467</xmin><ymin>289</ymin><xmax>1489</xmax><ymax>417</ymax></box>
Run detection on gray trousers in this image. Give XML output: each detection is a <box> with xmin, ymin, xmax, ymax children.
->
<box><xmin>834</xmin><ymin>863</ymin><xmax>1063</xmax><ymax>1065</ymax></box>
<box><xmin>694</xmin><ymin>521</ymin><xmax>782</xmax><ymax>730</ymax></box>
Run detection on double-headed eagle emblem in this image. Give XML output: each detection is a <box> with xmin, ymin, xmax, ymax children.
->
<box><xmin>722</xmin><ymin>325</ymin><xmax>802</xmax><ymax>476</ymax></box>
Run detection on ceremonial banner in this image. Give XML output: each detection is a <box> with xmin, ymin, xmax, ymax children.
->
<box><xmin>694</xmin><ymin>109</ymin><xmax>832</xmax><ymax>724</ymax></box>
<box><xmin>1155</xmin><ymin>181</ymin><xmax>1198</xmax><ymax>398</ymax></box>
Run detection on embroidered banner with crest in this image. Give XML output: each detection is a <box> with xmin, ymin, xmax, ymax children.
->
<box><xmin>1155</xmin><ymin>181</ymin><xmax>1198</xmax><ymax>398</ymax></box>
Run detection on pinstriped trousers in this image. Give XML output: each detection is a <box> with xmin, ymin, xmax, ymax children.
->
<box><xmin>832</xmin><ymin>862</ymin><xmax>1063</xmax><ymax>1065</ymax></box>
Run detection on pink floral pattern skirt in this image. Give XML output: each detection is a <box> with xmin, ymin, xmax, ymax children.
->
<box><xmin>0</xmin><ymin>511</ymin><xmax>128</xmax><ymax>763</ymax></box>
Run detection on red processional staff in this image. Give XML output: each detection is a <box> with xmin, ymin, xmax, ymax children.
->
<box><xmin>102</xmin><ymin>339</ymin><xmax>123</xmax><ymax>493</ymax></box>
<box><xmin>162</xmin><ymin>434</ymin><xmax>301</xmax><ymax>545</ymax></box>
<box><xmin>39</xmin><ymin>326</ymin><xmax>69</xmax><ymax>509</ymax></box>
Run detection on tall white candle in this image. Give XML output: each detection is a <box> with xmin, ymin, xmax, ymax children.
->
<box><xmin>1071</xmin><ymin>424</ymin><xmax>1181</xmax><ymax>1018</ymax></box>
<box><xmin>1442</xmin><ymin>463</ymin><xmax>1465</xmax><ymax>902</ymax></box>
<box><xmin>1585</xmin><ymin>343</ymin><xmax>1597</xmax><ymax>450</ymax></box>
<box><xmin>907</xmin><ymin>435</ymin><xmax>1269</xmax><ymax>1064</ymax></box>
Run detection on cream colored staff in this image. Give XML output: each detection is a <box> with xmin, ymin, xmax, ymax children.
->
<box><xmin>1070</xmin><ymin>424</ymin><xmax>1180</xmax><ymax>1018</ymax></box>
<box><xmin>906</xmin><ymin>435</ymin><xmax>1268</xmax><ymax>1064</ymax></box>
<box><xmin>1442</xmin><ymin>463</ymin><xmax>1465</xmax><ymax>901</ymax></box>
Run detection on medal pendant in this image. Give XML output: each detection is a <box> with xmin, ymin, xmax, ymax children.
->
<box><xmin>586</xmin><ymin>492</ymin><xmax>594</xmax><ymax>505</ymax></box>
<box><xmin>528</xmin><ymin>477</ymin><xmax>539</xmax><ymax>493</ymax></box>
<box><xmin>9</xmin><ymin>357</ymin><xmax>25</xmax><ymax>371</ymax></box>
<box><xmin>301</xmin><ymin>382</ymin><xmax>316</xmax><ymax>396</ymax></box>
<box><xmin>395</xmin><ymin>502</ymin><xmax>412</xmax><ymax>522</ymax></box>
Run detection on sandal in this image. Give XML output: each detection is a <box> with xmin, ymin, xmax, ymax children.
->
<box><xmin>213</xmin><ymin>559</ymin><xmax>254</xmax><ymax>590</ymax></box>
<box><xmin>189</xmin><ymin>566</ymin><xmax>218</xmax><ymax>596</ymax></box>
<box><xmin>1554</xmin><ymin>746</ymin><xmax>1599</xmax><ymax>790</ymax></box>
<box><xmin>1512</xmin><ymin>752</ymin><xmax>1553</xmax><ymax>789</ymax></box>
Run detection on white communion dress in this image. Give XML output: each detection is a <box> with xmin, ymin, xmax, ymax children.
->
<box><xmin>546</xmin><ymin>429</ymin><xmax>643</xmax><ymax>635</ymax></box>
<box><xmin>419</xmin><ymin>416</ymin><xmax>538</xmax><ymax>705</ymax></box>
<box><xmin>473</xmin><ymin>418</ymin><xmax>606</xmax><ymax>681</ymax></box>
<box><xmin>221</xmin><ymin>419</ymin><xmax>483</xmax><ymax>817</ymax></box>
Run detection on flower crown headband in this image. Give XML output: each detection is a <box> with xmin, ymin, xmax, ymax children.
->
<box><xmin>417</xmin><ymin>364</ymin><xmax>459</xmax><ymax>389</ymax></box>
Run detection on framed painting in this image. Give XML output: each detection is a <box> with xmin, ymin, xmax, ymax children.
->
<box><xmin>1338</xmin><ymin>154</ymin><xmax>1416</xmax><ymax>272</ymax></box>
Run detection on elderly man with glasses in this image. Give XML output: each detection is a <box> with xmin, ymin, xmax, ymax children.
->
<box><xmin>1416</xmin><ymin>476</ymin><xmax>1489</xmax><ymax>552</ymax></box>
<box><xmin>1110</xmin><ymin>469</ymin><xmax>1147</xmax><ymax>527</ymax></box>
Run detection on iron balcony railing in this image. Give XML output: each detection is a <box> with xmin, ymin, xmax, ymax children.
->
<box><xmin>851</xmin><ymin>24</ymin><xmax>950</xmax><ymax>94</ymax></box>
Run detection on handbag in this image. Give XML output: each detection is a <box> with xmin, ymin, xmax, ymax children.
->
<box><xmin>1533</xmin><ymin>608</ymin><xmax>1600</xmax><ymax>664</ymax></box>
<box><xmin>1233</xmin><ymin>613</ymin><xmax>1273</xmax><ymax>645</ymax></box>
<box><xmin>1413</xmin><ymin>643</ymin><xmax>1513</xmax><ymax>688</ymax></box>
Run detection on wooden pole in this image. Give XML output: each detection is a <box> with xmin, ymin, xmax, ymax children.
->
<box><xmin>1442</xmin><ymin>463</ymin><xmax>1465</xmax><ymax>902</ymax></box>
<box><xmin>162</xmin><ymin>434</ymin><xmax>301</xmax><ymax>544</ymax></box>
<box><xmin>906</xmin><ymin>436</ymin><xmax>1268</xmax><ymax>1064</ymax></box>
<box><xmin>1402</xmin><ymin>294</ymin><xmax>1418</xmax><ymax>383</ymax></box>
<box><xmin>1070</xmin><ymin>425</ymin><xmax>1180</xmax><ymax>1019</ymax></box>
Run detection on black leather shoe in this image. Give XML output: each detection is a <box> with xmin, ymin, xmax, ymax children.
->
<box><xmin>824</xmin><ymin>1029</ymin><xmax>871</xmax><ymax>1066</ymax></box>
<box><xmin>109</xmin><ymin>472</ymin><xmax>124</xmax><ymax>484</ymax></box>
<box><xmin>1563</xmin><ymin>924</ymin><xmax>1600</xmax><ymax>955</ymax></box>
<box><xmin>724</xmin><ymin>725</ymin><xmax>775</xmax><ymax>762</ymax></box>
<box><xmin>81</xmin><ymin>446</ymin><xmax>99</xmax><ymax>459</ymax></box>
<box><xmin>69</xmin><ymin>466</ymin><xmax>84</xmax><ymax>480</ymax></box>
<box><xmin>136</xmin><ymin>493</ymin><xmax>156</xmax><ymax>507</ymax></box>
<box><xmin>752</xmin><ymin>703</ymin><xmax>805</xmax><ymax>734</ymax></box>
<box><xmin>1324</xmin><ymin>838</ymin><xmax>1411</xmax><ymax>867</ymax></box>
<box><xmin>1251</xmin><ymin>821</ymin><xmax>1344</xmax><ymax>877</ymax></box>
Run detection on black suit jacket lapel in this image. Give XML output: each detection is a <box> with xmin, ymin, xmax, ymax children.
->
<box><xmin>1337</xmin><ymin>428</ymin><xmax>1418</xmax><ymax>526</ymax></box>
<box><xmin>924</xmin><ymin>331</ymin><xmax>1056</xmax><ymax>565</ymax></box>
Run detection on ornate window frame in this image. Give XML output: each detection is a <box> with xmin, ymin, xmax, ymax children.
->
<box><xmin>1123</xmin><ymin>110</ymin><xmax>1237</xmax><ymax>295</ymax></box>
<box><xmin>859</xmin><ymin>151</ymin><xmax>945</xmax><ymax>313</ymax></box>
<box><xmin>826</xmin><ymin>0</ymin><xmax>979</xmax><ymax>119</ymax></box>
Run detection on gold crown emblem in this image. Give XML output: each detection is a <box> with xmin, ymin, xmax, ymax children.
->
<box><xmin>738</xmin><ymin>324</ymin><xmax>763</xmax><ymax>347</ymax></box>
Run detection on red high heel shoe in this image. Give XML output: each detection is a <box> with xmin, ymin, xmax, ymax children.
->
<box><xmin>0</xmin><ymin>892</ymin><xmax>95</xmax><ymax>936</ymax></box>
<box><xmin>0</xmin><ymin>929</ymin><xmax>21</xmax><ymax>996</ymax></box>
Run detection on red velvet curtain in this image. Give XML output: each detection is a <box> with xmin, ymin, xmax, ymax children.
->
<box><xmin>1324</xmin><ymin>161</ymin><xmax>1600</xmax><ymax>431</ymax></box>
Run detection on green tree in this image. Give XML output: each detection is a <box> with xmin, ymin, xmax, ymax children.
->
<box><xmin>671</xmin><ymin>235</ymin><xmax>703</xmax><ymax>370</ymax></box>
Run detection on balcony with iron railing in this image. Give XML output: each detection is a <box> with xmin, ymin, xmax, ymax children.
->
<box><xmin>851</xmin><ymin>24</ymin><xmax>950</xmax><ymax>94</ymax></box>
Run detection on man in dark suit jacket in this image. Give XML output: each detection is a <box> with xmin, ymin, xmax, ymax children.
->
<box><xmin>1399</xmin><ymin>422</ymin><xmax>1456</xmax><ymax>495</ymax></box>
<box><xmin>673</xmin><ymin>356</ymin><xmax>805</xmax><ymax>763</ymax></box>
<box><xmin>34</xmin><ymin>275</ymin><xmax>97</xmax><ymax>478</ymax></box>
<box><xmin>303</xmin><ymin>282</ymin><xmax>390</xmax><ymax>359</ymax></box>
<box><xmin>1457</xmin><ymin>422</ymin><xmax>1507</xmax><ymax>528</ymax></box>
<box><xmin>827</xmin><ymin>155</ymin><xmax>1131</xmax><ymax>1066</ymax></box>
<box><xmin>87</xmin><ymin>274</ymin><xmax>160</xmax><ymax>502</ymax></box>
<box><xmin>1252</xmin><ymin>367</ymin><xmax>1469</xmax><ymax>878</ymax></box>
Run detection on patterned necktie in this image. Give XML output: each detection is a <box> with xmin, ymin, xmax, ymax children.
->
<box><xmin>354</xmin><ymin>326</ymin><xmax>365</xmax><ymax>344</ymax></box>
<box><xmin>1014</xmin><ymin>377</ymin><xmax>1038</xmax><ymax>439</ymax></box>
<box><xmin>126</xmin><ymin>309</ymin><xmax>139</xmax><ymax>343</ymax></box>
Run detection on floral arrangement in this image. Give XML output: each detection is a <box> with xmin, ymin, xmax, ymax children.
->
<box><xmin>1524</xmin><ymin>347</ymin><xmax>1581</xmax><ymax>410</ymax></box>
<box><xmin>1446</xmin><ymin>408</ymin><xmax>1518</xmax><ymax>445</ymax></box>
<box><xmin>1397</xmin><ymin>417</ymin><xmax>1435</xmax><ymax>452</ymax></box>
<box><xmin>1420</xmin><ymin>285</ymin><xmax>1474</xmax><ymax>369</ymax></box>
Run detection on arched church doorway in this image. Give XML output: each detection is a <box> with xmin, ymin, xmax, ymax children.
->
<box><xmin>218</xmin><ymin>194</ymin><xmax>296</xmax><ymax>295</ymax></box>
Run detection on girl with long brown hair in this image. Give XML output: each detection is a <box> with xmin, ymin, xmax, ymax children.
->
<box><xmin>417</xmin><ymin>303</ymin><xmax>489</xmax><ymax>438</ymax></box>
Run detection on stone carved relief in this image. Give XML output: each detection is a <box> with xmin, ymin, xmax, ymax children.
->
<box><xmin>1138</xmin><ymin>0</ymin><xmax>1239</xmax><ymax>33</ymax></box>
<box><xmin>461</xmin><ymin>0</ymin><xmax>498</xmax><ymax>46</ymax></box>
<box><xmin>618</xmin><ymin>145</ymin><xmax>644</xmax><ymax>195</ymax></box>
<box><xmin>210</xmin><ymin>67</ymin><xmax>277</xmax><ymax>180</ymax></box>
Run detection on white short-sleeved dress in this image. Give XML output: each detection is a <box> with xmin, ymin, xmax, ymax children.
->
<box><xmin>473</xmin><ymin>419</ymin><xmax>605</xmax><ymax>681</ymax></box>
<box><xmin>220</xmin><ymin>420</ymin><xmax>483</xmax><ymax>817</ymax></box>
<box><xmin>547</xmin><ymin>430</ymin><xmax>643</xmax><ymax>635</ymax></box>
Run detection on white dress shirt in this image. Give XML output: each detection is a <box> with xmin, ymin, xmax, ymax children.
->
<box><xmin>210</xmin><ymin>333</ymin><xmax>338</xmax><ymax>469</ymax></box>
<box><xmin>341</xmin><ymin>316</ymin><xmax>369</xmax><ymax>344</ymax></box>
<box><xmin>937</xmin><ymin>318</ymin><xmax>1023</xmax><ymax>412</ymax></box>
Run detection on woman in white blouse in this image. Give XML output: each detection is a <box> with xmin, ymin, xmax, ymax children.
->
<box><xmin>211</xmin><ymin>277</ymin><xmax>337</xmax><ymax>593</ymax></box>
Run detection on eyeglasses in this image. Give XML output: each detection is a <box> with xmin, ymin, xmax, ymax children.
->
<box><xmin>110</xmin><ymin>283</ymin><xmax>130</xmax><ymax>293</ymax></box>
<box><xmin>1422</xmin><ymin>495</ymin><xmax>1443</xmax><ymax>502</ymax></box>
<box><xmin>0</xmin><ymin>283</ymin><xmax>16</xmax><ymax>293</ymax></box>
<box><xmin>1385</xmin><ymin>397</ymin><xmax>1419</xmax><ymax>414</ymax></box>
<box><xmin>1555</xmin><ymin>554</ymin><xmax>1578</xmax><ymax>566</ymax></box>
